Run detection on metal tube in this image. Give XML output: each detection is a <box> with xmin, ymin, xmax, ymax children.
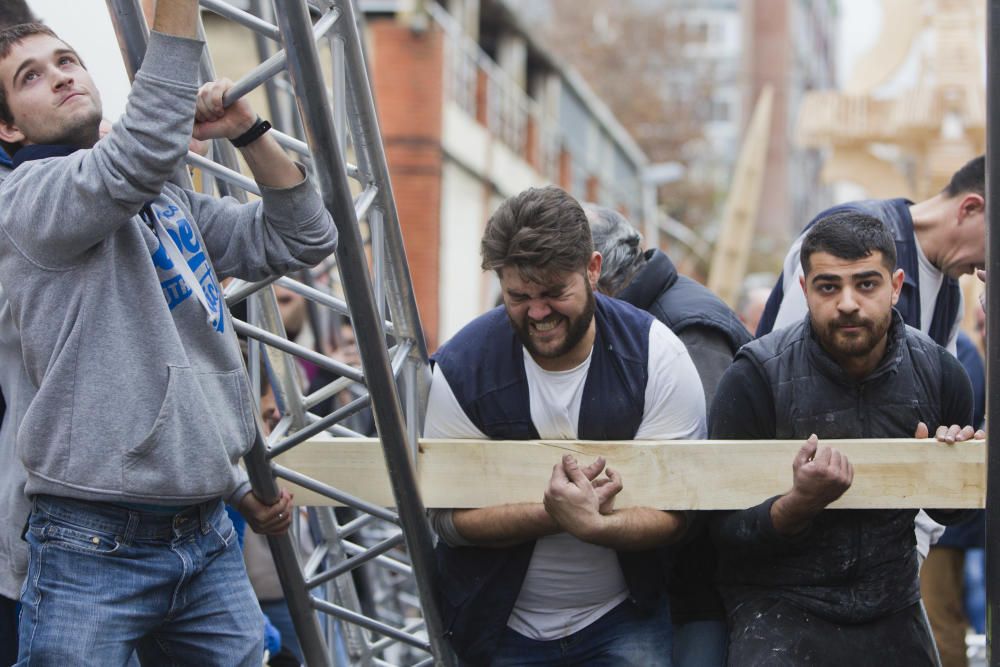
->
<box><xmin>266</xmin><ymin>394</ymin><xmax>373</xmax><ymax>458</ymax></box>
<box><xmin>256</xmin><ymin>288</ymin><xmax>310</xmax><ymax>430</ymax></box>
<box><xmin>226</xmin><ymin>49</ymin><xmax>294</xmax><ymax>107</ymax></box>
<box><xmin>233</xmin><ymin>319</ymin><xmax>365</xmax><ymax>383</ymax></box>
<box><xmin>105</xmin><ymin>0</ymin><xmax>149</xmax><ymax>79</ymax></box>
<box><xmin>200</xmin><ymin>0</ymin><xmax>281</xmax><ymax>41</ymax></box>
<box><xmin>305</xmin><ymin>416</ymin><xmax>364</xmax><ymax>439</ymax></box>
<box><xmin>277</xmin><ymin>2</ymin><xmax>451</xmax><ymax>660</ymax></box>
<box><xmin>370</xmin><ymin>208</ymin><xmax>387</xmax><ymax>324</ymax></box>
<box><xmin>342</xmin><ymin>540</ymin><xmax>413</xmax><ymax>576</ymax></box>
<box><xmin>295</xmin><ymin>270</ymin><xmax>329</xmax><ymax>355</ymax></box>
<box><xmin>355</xmin><ymin>184</ymin><xmax>379</xmax><ymax>221</ymax></box>
<box><xmin>313</xmin><ymin>507</ymin><xmax>375</xmax><ymax>667</ymax></box>
<box><xmin>225</xmin><ymin>275</ymin><xmax>282</xmax><ymax>307</ymax></box>
<box><xmin>306</xmin><ymin>533</ymin><xmax>405</xmax><ymax>589</ymax></box>
<box><xmin>369</xmin><ymin>619</ymin><xmax>426</xmax><ymax>653</ymax></box>
<box><xmin>311</xmin><ymin>599</ymin><xmax>432</xmax><ymax>653</ymax></box>
<box><xmin>331</xmin><ymin>33</ymin><xmax>349</xmax><ymax>152</ymax></box>
<box><xmin>101</xmin><ymin>11</ymin><xmax>328</xmax><ymax>661</ymax></box>
<box><xmin>248</xmin><ymin>0</ymin><xmax>290</xmax><ymax>132</ymax></box>
<box><xmin>223</xmin><ymin>7</ymin><xmax>341</xmax><ymax>107</ymax></box>
<box><xmin>303</xmin><ymin>374</ymin><xmax>361</xmax><ymax>410</ymax></box>
<box><xmin>271</xmin><ymin>464</ymin><xmax>400</xmax><ymax>524</ymax></box>
<box><xmin>186</xmin><ymin>151</ymin><xmax>262</xmax><ymax>196</ymax></box>
<box><xmin>987</xmin><ymin>5</ymin><xmax>1000</xmax><ymax>665</ymax></box>
<box><xmin>241</xmin><ymin>407</ymin><xmax>331</xmax><ymax>666</ymax></box>
<box><xmin>275</xmin><ymin>276</ymin><xmax>395</xmax><ymax>334</ymax></box>
<box><xmin>337</xmin><ymin>513</ymin><xmax>377</xmax><ymax>539</ymax></box>
<box><xmin>337</xmin><ymin>0</ymin><xmax>428</xmax><ymax>358</ymax></box>
<box><xmin>192</xmin><ymin>16</ymin><xmax>332</xmax><ymax>664</ymax></box>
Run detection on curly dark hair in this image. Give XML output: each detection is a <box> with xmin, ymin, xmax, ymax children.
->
<box><xmin>481</xmin><ymin>186</ymin><xmax>593</xmax><ymax>285</ymax></box>
<box><xmin>800</xmin><ymin>211</ymin><xmax>897</xmax><ymax>275</ymax></box>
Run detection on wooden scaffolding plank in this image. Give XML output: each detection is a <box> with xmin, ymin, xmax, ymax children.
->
<box><xmin>271</xmin><ymin>436</ymin><xmax>985</xmax><ymax>510</ymax></box>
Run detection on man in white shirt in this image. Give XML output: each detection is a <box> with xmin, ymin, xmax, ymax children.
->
<box><xmin>426</xmin><ymin>185</ymin><xmax>705</xmax><ymax>666</ymax></box>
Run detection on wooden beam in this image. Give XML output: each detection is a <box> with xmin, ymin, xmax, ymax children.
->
<box><xmin>706</xmin><ymin>85</ymin><xmax>773</xmax><ymax>306</ymax></box>
<box><xmin>271</xmin><ymin>437</ymin><xmax>986</xmax><ymax>510</ymax></box>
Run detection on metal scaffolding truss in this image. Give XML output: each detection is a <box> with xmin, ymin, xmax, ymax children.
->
<box><xmin>105</xmin><ymin>1</ymin><xmax>453</xmax><ymax>665</ymax></box>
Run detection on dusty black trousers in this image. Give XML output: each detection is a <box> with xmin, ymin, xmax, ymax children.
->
<box><xmin>726</xmin><ymin>597</ymin><xmax>937</xmax><ymax>667</ymax></box>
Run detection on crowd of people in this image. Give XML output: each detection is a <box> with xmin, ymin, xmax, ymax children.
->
<box><xmin>0</xmin><ymin>1</ymin><xmax>990</xmax><ymax>666</ymax></box>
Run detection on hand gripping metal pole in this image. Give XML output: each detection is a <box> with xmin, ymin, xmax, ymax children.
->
<box><xmin>274</xmin><ymin>3</ymin><xmax>455</xmax><ymax>665</ymax></box>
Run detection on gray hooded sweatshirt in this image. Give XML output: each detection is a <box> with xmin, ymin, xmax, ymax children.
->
<box><xmin>0</xmin><ymin>284</ymin><xmax>30</xmax><ymax>598</ymax></box>
<box><xmin>0</xmin><ymin>32</ymin><xmax>336</xmax><ymax>508</ymax></box>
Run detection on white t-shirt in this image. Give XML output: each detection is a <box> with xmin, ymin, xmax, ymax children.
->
<box><xmin>424</xmin><ymin>319</ymin><xmax>706</xmax><ymax>640</ymax></box>
<box><xmin>769</xmin><ymin>230</ymin><xmax>958</xmax><ymax>553</ymax></box>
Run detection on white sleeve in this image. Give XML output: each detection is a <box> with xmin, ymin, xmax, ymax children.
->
<box><xmin>423</xmin><ymin>364</ymin><xmax>484</xmax><ymax>547</ymax></box>
<box><xmin>423</xmin><ymin>364</ymin><xmax>487</xmax><ymax>439</ymax></box>
<box><xmin>772</xmin><ymin>236</ymin><xmax>807</xmax><ymax>332</ymax></box>
<box><xmin>635</xmin><ymin>321</ymin><xmax>707</xmax><ymax>440</ymax></box>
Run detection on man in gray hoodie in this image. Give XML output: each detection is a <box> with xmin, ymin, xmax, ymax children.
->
<box><xmin>0</xmin><ymin>1</ymin><xmax>337</xmax><ymax>664</ymax></box>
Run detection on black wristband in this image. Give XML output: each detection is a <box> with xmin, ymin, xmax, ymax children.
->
<box><xmin>230</xmin><ymin>117</ymin><xmax>272</xmax><ymax>148</ymax></box>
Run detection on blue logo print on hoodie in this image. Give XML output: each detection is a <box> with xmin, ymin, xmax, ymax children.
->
<box><xmin>149</xmin><ymin>203</ymin><xmax>225</xmax><ymax>333</ymax></box>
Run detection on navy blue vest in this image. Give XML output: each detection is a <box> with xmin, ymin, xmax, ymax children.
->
<box><xmin>431</xmin><ymin>294</ymin><xmax>663</xmax><ymax>664</ymax></box>
<box><xmin>757</xmin><ymin>199</ymin><xmax>961</xmax><ymax>347</ymax></box>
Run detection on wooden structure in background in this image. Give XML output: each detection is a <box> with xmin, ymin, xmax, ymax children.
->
<box><xmin>797</xmin><ymin>0</ymin><xmax>985</xmax><ymax>199</ymax></box>
<box><xmin>706</xmin><ymin>86</ymin><xmax>773</xmax><ymax>306</ymax></box>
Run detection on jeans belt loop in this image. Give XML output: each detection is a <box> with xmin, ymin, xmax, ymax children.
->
<box><xmin>122</xmin><ymin>510</ymin><xmax>139</xmax><ymax>546</ymax></box>
<box><xmin>199</xmin><ymin>500</ymin><xmax>212</xmax><ymax>534</ymax></box>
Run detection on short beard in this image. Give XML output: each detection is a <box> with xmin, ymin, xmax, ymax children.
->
<box><xmin>35</xmin><ymin>110</ymin><xmax>102</xmax><ymax>149</ymax></box>
<box><xmin>815</xmin><ymin>308</ymin><xmax>892</xmax><ymax>361</ymax></box>
<box><xmin>510</xmin><ymin>281</ymin><xmax>596</xmax><ymax>360</ymax></box>
<box><xmin>56</xmin><ymin>115</ymin><xmax>101</xmax><ymax>149</ymax></box>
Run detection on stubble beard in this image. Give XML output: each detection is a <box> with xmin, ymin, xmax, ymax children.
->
<box><xmin>35</xmin><ymin>102</ymin><xmax>103</xmax><ymax>149</ymax></box>
<box><xmin>510</xmin><ymin>282</ymin><xmax>596</xmax><ymax>361</ymax></box>
<box><xmin>817</xmin><ymin>309</ymin><xmax>892</xmax><ymax>361</ymax></box>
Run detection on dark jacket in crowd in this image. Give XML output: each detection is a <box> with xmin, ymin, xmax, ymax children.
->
<box><xmin>618</xmin><ymin>248</ymin><xmax>750</xmax><ymax>409</ymax></box>
<box><xmin>615</xmin><ymin>248</ymin><xmax>750</xmax><ymax>626</ymax></box>
<box><xmin>710</xmin><ymin>310</ymin><xmax>973</xmax><ymax>624</ymax></box>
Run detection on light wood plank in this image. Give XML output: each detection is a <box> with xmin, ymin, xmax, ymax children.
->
<box><xmin>271</xmin><ymin>437</ymin><xmax>986</xmax><ymax>509</ymax></box>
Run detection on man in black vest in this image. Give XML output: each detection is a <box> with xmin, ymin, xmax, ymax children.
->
<box><xmin>710</xmin><ymin>212</ymin><xmax>982</xmax><ymax>666</ymax></box>
<box><xmin>587</xmin><ymin>204</ymin><xmax>748</xmax><ymax>667</ymax></box>
<box><xmin>426</xmin><ymin>186</ymin><xmax>706</xmax><ymax>666</ymax></box>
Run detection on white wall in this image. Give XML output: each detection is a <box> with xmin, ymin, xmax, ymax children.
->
<box><xmin>438</xmin><ymin>160</ymin><xmax>487</xmax><ymax>341</ymax></box>
<box><xmin>28</xmin><ymin>0</ymin><xmax>131</xmax><ymax>121</ymax></box>
<box><xmin>438</xmin><ymin>101</ymin><xmax>547</xmax><ymax>339</ymax></box>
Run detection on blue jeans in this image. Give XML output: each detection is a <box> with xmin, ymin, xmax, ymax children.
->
<box><xmin>672</xmin><ymin>619</ymin><xmax>728</xmax><ymax>667</ymax></box>
<box><xmin>490</xmin><ymin>599</ymin><xmax>673</xmax><ymax>666</ymax></box>
<box><xmin>16</xmin><ymin>495</ymin><xmax>264</xmax><ymax>666</ymax></box>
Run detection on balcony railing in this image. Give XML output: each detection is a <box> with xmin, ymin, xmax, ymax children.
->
<box><xmin>430</xmin><ymin>3</ymin><xmax>562</xmax><ymax>183</ymax></box>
